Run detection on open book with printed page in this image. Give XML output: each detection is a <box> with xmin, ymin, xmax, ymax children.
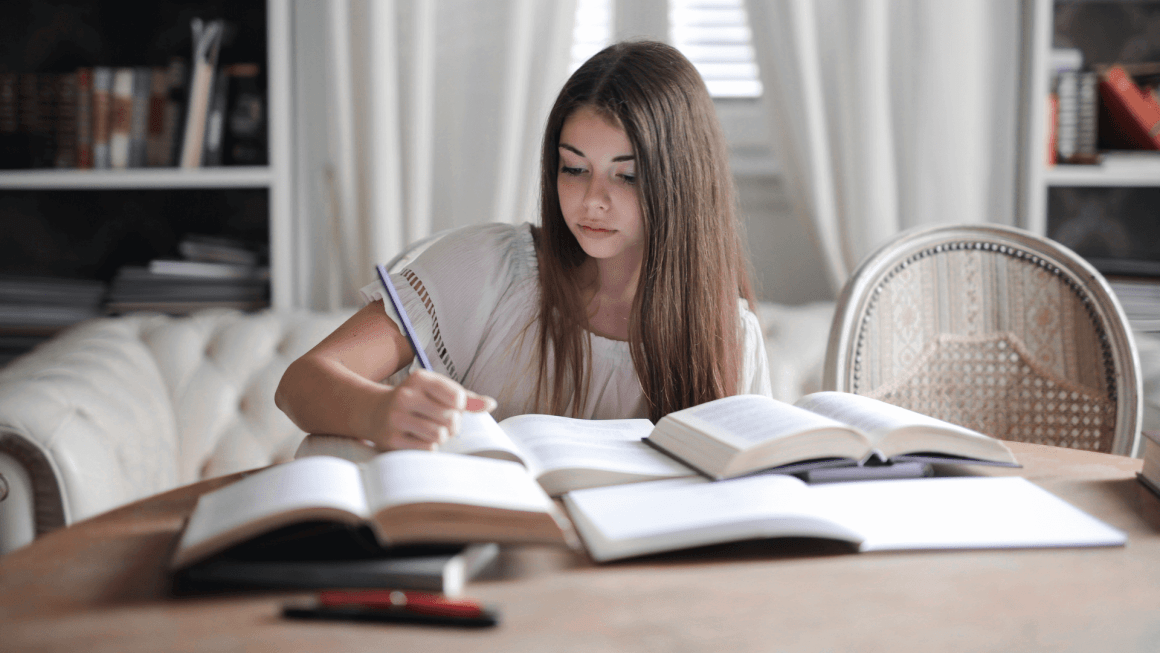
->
<box><xmin>298</xmin><ymin>412</ymin><xmax>698</xmax><ymax>496</ymax></box>
<box><xmin>643</xmin><ymin>392</ymin><xmax>1020</xmax><ymax>480</ymax></box>
<box><xmin>171</xmin><ymin>449</ymin><xmax>577</xmax><ymax>570</ymax></box>
<box><xmin>562</xmin><ymin>474</ymin><xmax>1127</xmax><ymax>563</ymax></box>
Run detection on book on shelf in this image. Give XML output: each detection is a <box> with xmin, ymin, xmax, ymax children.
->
<box><xmin>127</xmin><ymin>66</ymin><xmax>152</xmax><ymax>168</ymax></box>
<box><xmin>75</xmin><ymin>67</ymin><xmax>93</xmax><ymax>169</ymax></box>
<box><xmin>163</xmin><ymin>57</ymin><xmax>189</xmax><ymax>168</ymax></box>
<box><xmin>91</xmin><ymin>66</ymin><xmax>113</xmax><ymax>169</ymax></box>
<box><xmin>147</xmin><ymin>258</ymin><xmax>268</xmax><ymax>280</ymax></box>
<box><xmin>562</xmin><ymin>473</ymin><xmax>1127</xmax><ymax>562</ymax></box>
<box><xmin>643</xmin><ymin>392</ymin><xmax>1018</xmax><ymax>481</ymax></box>
<box><xmin>224</xmin><ymin>63</ymin><xmax>266</xmax><ymax>165</ymax></box>
<box><xmin>19</xmin><ymin>72</ymin><xmax>55</xmax><ymax>169</ymax></box>
<box><xmin>145</xmin><ymin>66</ymin><xmax>170</xmax><ymax>167</ymax></box>
<box><xmin>54</xmin><ymin>72</ymin><xmax>78</xmax><ymax>169</ymax></box>
<box><xmin>109</xmin><ymin>67</ymin><xmax>134</xmax><ymax>169</ymax></box>
<box><xmin>299</xmin><ymin>411</ymin><xmax>698</xmax><ymax>497</ymax></box>
<box><xmin>178</xmin><ymin>234</ymin><xmax>260</xmax><ymax>266</ymax></box>
<box><xmin>179</xmin><ymin>18</ymin><xmax>226</xmax><ymax>168</ymax></box>
<box><xmin>0</xmin><ymin>275</ymin><xmax>106</xmax><ymax>336</ymax></box>
<box><xmin>172</xmin><ymin>540</ymin><xmax>499</xmax><ymax>598</ymax></box>
<box><xmin>1098</xmin><ymin>65</ymin><xmax>1160</xmax><ymax>151</ymax></box>
<box><xmin>201</xmin><ymin>65</ymin><xmax>229</xmax><ymax>166</ymax></box>
<box><xmin>0</xmin><ymin>73</ymin><xmax>19</xmax><ymax>169</ymax></box>
<box><xmin>170</xmin><ymin>449</ymin><xmax>576</xmax><ymax>570</ymax></box>
<box><xmin>1137</xmin><ymin>429</ymin><xmax>1160</xmax><ymax>500</ymax></box>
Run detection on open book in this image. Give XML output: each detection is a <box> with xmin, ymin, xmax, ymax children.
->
<box><xmin>563</xmin><ymin>474</ymin><xmax>1127</xmax><ymax>562</ymax></box>
<box><xmin>172</xmin><ymin>450</ymin><xmax>575</xmax><ymax>570</ymax></box>
<box><xmin>300</xmin><ymin>413</ymin><xmax>696</xmax><ymax>496</ymax></box>
<box><xmin>645</xmin><ymin>392</ymin><xmax>1018</xmax><ymax>480</ymax></box>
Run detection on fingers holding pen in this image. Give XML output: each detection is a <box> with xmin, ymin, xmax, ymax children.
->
<box><xmin>368</xmin><ymin>370</ymin><xmax>497</xmax><ymax>451</ymax></box>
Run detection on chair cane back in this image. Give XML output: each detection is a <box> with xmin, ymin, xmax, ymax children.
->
<box><xmin>824</xmin><ymin>224</ymin><xmax>1142</xmax><ymax>457</ymax></box>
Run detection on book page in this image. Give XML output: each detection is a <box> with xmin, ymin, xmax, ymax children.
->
<box><xmin>679</xmin><ymin>394</ymin><xmax>858</xmax><ymax>448</ymax></box>
<box><xmin>807</xmin><ymin>477</ymin><xmax>1126</xmax><ymax>551</ymax></box>
<box><xmin>173</xmin><ymin>456</ymin><xmax>368</xmax><ymax>568</ymax></box>
<box><xmin>439</xmin><ymin>411</ymin><xmax>526</xmax><ymax>464</ymax></box>
<box><xmin>362</xmin><ymin>450</ymin><xmax>554</xmax><ymax>515</ymax></box>
<box><xmin>498</xmin><ymin>414</ymin><xmax>695</xmax><ymax>492</ymax></box>
<box><xmin>563</xmin><ymin>475</ymin><xmax>864</xmax><ymax>562</ymax></box>
<box><xmin>795</xmin><ymin>391</ymin><xmax>986</xmax><ymax>447</ymax></box>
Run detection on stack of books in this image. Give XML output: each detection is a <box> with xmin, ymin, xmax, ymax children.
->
<box><xmin>106</xmin><ymin>234</ymin><xmax>268</xmax><ymax>315</ymax></box>
<box><xmin>1108</xmin><ymin>277</ymin><xmax>1160</xmax><ymax>332</ymax></box>
<box><xmin>0</xmin><ymin>275</ymin><xmax>106</xmax><ymax>365</ymax></box>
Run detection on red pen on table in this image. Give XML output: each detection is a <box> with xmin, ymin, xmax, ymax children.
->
<box><xmin>283</xmin><ymin>589</ymin><xmax>499</xmax><ymax>628</ymax></box>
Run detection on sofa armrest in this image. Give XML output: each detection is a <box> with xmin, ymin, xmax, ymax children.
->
<box><xmin>0</xmin><ymin>315</ymin><xmax>180</xmax><ymax>553</ymax></box>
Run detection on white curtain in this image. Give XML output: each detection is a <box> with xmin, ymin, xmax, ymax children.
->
<box><xmin>290</xmin><ymin>0</ymin><xmax>577</xmax><ymax>310</ymax></box>
<box><xmin>745</xmin><ymin>0</ymin><xmax>1022</xmax><ymax>294</ymax></box>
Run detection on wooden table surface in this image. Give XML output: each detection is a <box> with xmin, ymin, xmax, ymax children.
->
<box><xmin>2</xmin><ymin>441</ymin><xmax>1159</xmax><ymax>653</ymax></box>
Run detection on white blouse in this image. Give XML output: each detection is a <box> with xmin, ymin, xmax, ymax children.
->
<box><xmin>360</xmin><ymin>222</ymin><xmax>772</xmax><ymax>421</ymax></box>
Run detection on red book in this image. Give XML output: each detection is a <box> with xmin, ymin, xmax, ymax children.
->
<box><xmin>1047</xmin><ymin>92</ymin><xmax>1058</xmax><ymax>165</ymax></box>
<box><xmin>75</xmin><ymin>67</ymin><xmax>93</xmax><ymax>169</ymax></box>
<box><xmin>1098</xmin><ymin>65</ymin><xmax>1160</xmax><ymax>150</ymax></box>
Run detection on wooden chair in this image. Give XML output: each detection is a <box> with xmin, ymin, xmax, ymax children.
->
<box><xmin>824</xmin><ymin>224</ymin><xmax>1142</xmax><ymax>457</ymax></box>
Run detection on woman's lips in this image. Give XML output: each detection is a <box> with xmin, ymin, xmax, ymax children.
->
<box><xmin>579</xmin><ymin>225</ymin><xmax>616</xmax><ymax>235</ymax></box>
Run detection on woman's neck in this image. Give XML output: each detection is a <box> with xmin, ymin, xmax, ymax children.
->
<box><xmin>578</xmin><ymin>255</ymin><xmax>641</xmax><ymax>341</ymax></box>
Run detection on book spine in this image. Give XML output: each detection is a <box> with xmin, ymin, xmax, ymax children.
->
<box><xmin>91</xmin><ymin>67</ymin><xmax>113</xmax><ymax>169</ymax></box>
<box><xmin>0</xmin><ymin>72</ymin><xmax>20</xmax><ymax>169</ymax></box>
<box><xmin>201</xmin><ymin>68</ymin><xmax>229</xmax><ymax>166</ymax></box>
<box><xmin>20</xmin><ymin>73</ymin><xmax>54</xmax><ymax>168</ymax></box>
<box><xmin>180</xmin><ymin>19</ymin><xmax>225</xmax><ymax>168</ymax></box>
<box><xmin>1073</xmin><ymin>72</ymin><xmax>1099</xmax><ymax>163</ymax></box>
<box><xmin>163</xmin><ymin>57</ymin><xmax>188</xmax><ymax>167</ymax></box>
<box><xmin>109</xmin><ymin>67</ymin><xmax>134</xmax><ymax>169</ymax></box>
<box><xmin>1055</xmin><ymin>71</ymin><xmax>1078</xmax><ymax>162</ymax></box>
<box><xmin>145</xmin><ymin>66</ymin><xmax>168</xmax><ymax>167</ymax></box>
<box><xmin>54</xmin><ymin>72</ymin><xmax>78</xmax><ymax>168</ymax></box>
<box><xmin>224</xmin><ymin>63</ymin><xmax>266</xmax><ymax>165</ymax></box>
<box><xmin>75</xmin><ymin>67</ymin><xmax>93</xmax><ymax>169</ymax></box>
<box><xmin>1046</xmin><ymin>92</ymin><xmax>1058</xmax><ymax>166</ymax></box>
<box><xmin>128</xmin><ymin>66</ymin><xmax>152</xmax><ymax>168</ymax></box>
<box><xmin>1098</xmin><ymin>65</ymin><xmax>1160</xmax><ymax>150</ymax></box>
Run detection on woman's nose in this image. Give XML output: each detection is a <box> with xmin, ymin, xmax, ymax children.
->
<box><xmin>583</xmin><ymin>175</ymin><xmax>610</xmax><ymax>211</ymax></box>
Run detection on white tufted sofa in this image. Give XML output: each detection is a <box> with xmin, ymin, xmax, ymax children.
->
<box><xmin>0</xmin><ymin>308</ymin><xmax>353</xmax><ymax>554</ymax></box>
<box><xmin>0</xmin><ymin>299</ymin><xmax>844</xmax><ymax>555</ymax></box>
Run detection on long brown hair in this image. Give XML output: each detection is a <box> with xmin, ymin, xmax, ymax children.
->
<box><xmin>534</xmin><ymin>40</ymin><xmax>756</xmax><ymax>422</ymax></box>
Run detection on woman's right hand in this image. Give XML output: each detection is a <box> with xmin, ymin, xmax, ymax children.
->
<box><xmin>363</xmin><ymin>369</ymin><xmax>497</xmax><ymax>451</ymax></box>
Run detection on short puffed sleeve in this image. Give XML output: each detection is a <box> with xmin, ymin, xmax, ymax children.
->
<box><xmin>739</xmin><ymin>300</ymin><xmax>773</xmax><ymax>397</ymax></box>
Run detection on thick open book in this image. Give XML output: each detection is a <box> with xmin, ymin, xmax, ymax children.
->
<box><xmin>645</xmin><ymin>392</ymin><xmax>1019</xmax><ymax>480</ymax></box>
<box><xmin>563</xmin><ymin>474</ymin><xmax>1127</xmax><ymax>562</ymax></box>
<box><xmin>299</xmin><ymin>413</ymin><xmax>696</xmax><ymax>496</ymax></box>
<box><xmin>172</xmin><ymin>450</ymin><xmax>574</xmax><ymax>570</ymax></box>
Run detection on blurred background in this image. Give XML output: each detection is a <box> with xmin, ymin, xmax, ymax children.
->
<box><xmin>2</xmin><ymin>0</ymin><xmax>1160</xmax><ymax>362</ymax></box>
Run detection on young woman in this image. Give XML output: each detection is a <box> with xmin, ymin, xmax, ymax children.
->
<box><xmin>275</xmin><ymin>40</ymin><xmax>771</xmax><ymax>451</ymax></box>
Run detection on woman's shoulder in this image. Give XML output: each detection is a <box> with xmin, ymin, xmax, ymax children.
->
<box><xmin>411</xmin><ymin>222</ymin><xmax>536</xmax><ymax>274</ymax></box>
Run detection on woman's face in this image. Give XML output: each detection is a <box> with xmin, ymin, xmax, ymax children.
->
<box><xmin>557</xmin><ymin>106</ymin><xmax>645</xmax><ymax>267</ymax></box>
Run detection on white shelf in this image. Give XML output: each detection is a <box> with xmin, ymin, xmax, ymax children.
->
<box><xmin>0</xmin><ymin>167</ymin><xmax>273</xmax><ymax>190</ymax></box>
<box><xmin>1045</xmin><ymin>153</ymin><xmax>1160</xmax><ymax>187</ymax></box>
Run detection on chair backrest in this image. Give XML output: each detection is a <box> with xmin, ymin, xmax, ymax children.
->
<box><xmin>824</xmin><ymin>224</ymin><xmax>1142</xmax><ymax>457</ymax></box>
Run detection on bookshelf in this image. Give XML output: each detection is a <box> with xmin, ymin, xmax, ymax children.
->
<box><xmin>0</xmin><ymin>0</ymin><xmax>296</xmax><ymax>307</ymax></box>
<box><xmin>1019</xmin><ymin>0</ymin><xmax>1160</xmax><ymax>334</ymax></box>
<box><xmin>1021</xmin><ymin>0</ymin><xmax>1160</xmax><ymax>230</ymax></box>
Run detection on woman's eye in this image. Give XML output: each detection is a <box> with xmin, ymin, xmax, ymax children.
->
<box><xmin>560</xmin><ymin>166</ymin><xmax>584</xmax><ymax>176</ymax></box>
<box><xmin>619</xmin><ymin>173</ymin><xmax>636</xmax><ymax>185</ymax></box>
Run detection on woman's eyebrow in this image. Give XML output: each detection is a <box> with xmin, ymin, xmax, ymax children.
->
<box><xmin>558</xmin><ymin>143</ymin><xmax>635</xmax><ymax>162</ymax></box>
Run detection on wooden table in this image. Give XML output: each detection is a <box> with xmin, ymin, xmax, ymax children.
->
<box><xmin>2</xmin><ymin>441</ymin><xmax>1159</xmax><ymax>653</ymax></box>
